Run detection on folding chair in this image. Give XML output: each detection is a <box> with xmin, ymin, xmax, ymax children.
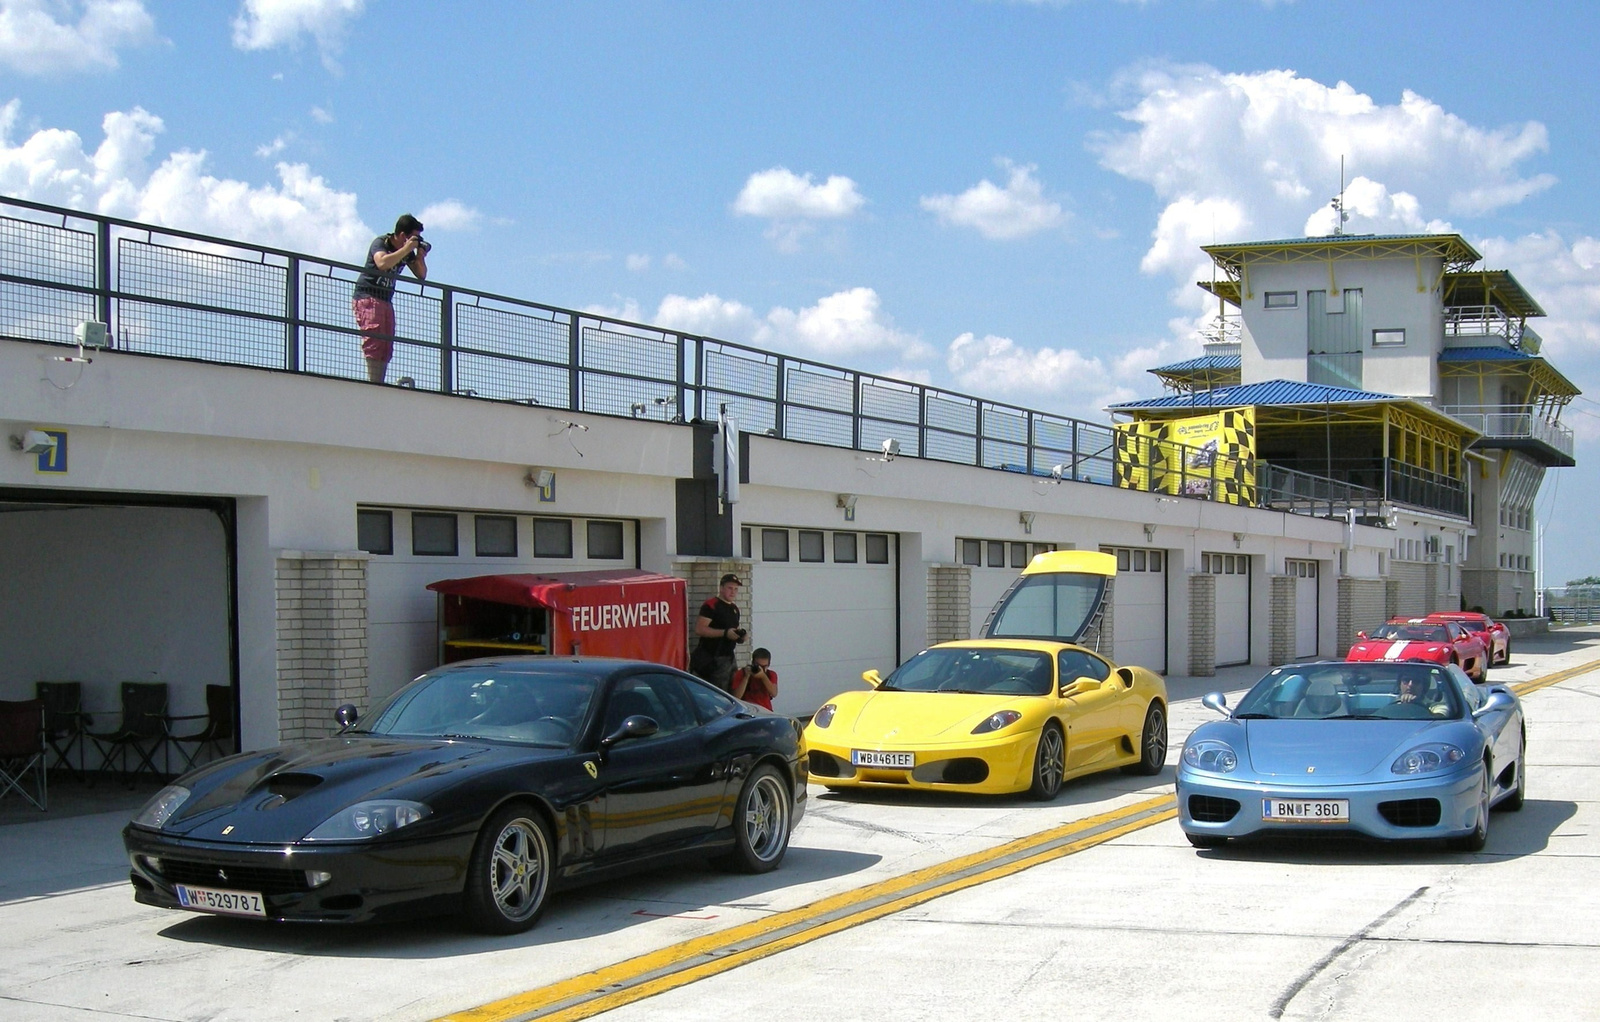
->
<box><xmin>0</xmin><ymin>699</ymin><xmax>48</xmax><ymax>811</ymax></box>
<box><xmin>35</xmin><ymin>682</ymin><xmax>89</xmax><ymax>783</ymax></box>
<box><xmin>85</xmin><ymin>683</ymin><xmax>168</xmax><ymax>788</ymax></box>
<box><xmin>166</xmin><ymin>684</ymin><xmax>235</xmax><ymax>774</ymax></box>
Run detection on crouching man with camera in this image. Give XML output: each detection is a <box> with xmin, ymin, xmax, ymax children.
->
<box><xmin>731</xmin><ymin>648</ymin><xmax>777</xmax><ymax>710</ymax></box>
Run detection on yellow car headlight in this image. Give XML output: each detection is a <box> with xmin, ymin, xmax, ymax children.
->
<box><xmin>971</xmin><ymin>710</ymin><xmax>1022</xmax><ymax>734</ymax></box>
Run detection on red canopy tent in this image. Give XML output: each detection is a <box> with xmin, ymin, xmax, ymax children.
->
<box><xmin>426</xmin><ymin>569</ymin><xmax>687</xmax><ymax>670</ymax></box>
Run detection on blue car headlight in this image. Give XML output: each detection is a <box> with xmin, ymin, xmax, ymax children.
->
<box><xmin>305</xmin><ymin>800</ymin><xmax>431</xmax><ymax>841</ymax></box>
<box><xmin>1391</xmin><ymin>743</ymin><xmax>1465</xmax><ymax>775</ymax></box>
<box><xmin>1182</xmin><ymin>740</ymin><xmax>1238</xmax><ymax>773</ymax></box>
<box><xmin>812</xmin><ymin>703</ymin><xmax>837</xmax><ymax>729</ymax></box>
<box><xmin>971</xmin><ymin>710</ymin><xmax>1022</xmax><ymax>735</ymax></box>
<box><xmin>132</xmin><ymin>785</ymin><xmax>191</xmax><ymax>829</ymax></box>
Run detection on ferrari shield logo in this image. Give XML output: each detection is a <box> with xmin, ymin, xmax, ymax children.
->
<box><xmin>584</xmin><ymin>760</ymin><xmax>598</xmax><ymax>779</ymax></box>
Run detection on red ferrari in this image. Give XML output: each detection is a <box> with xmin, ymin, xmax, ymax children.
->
<box><xmin>1347</xmin><ymin>618</ymin><xmax>1489</xmax><ymax>682</ymax></box>
<box><xmin>1426</xmin><ymin>612</ymin><xmax>1511</xmax><ymax>665</ymax></box>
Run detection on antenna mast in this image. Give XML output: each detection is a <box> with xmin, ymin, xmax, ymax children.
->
<box><xmin>1329</xmin><ymin>155</ymin><xmax>1349</xmax><ymax>236</ymax></box>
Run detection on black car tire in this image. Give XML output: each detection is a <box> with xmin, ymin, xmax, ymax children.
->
<box><xmin>716</xmin><ymin>764</ymin><xmax>792</xmax><ymax>873</ymax></box>
<box><xmin>1028</xmin><ymin>723</ymin><xmax>1066</xmax><ymax>801</ymax></box>
<box><xmin>1501</xmin><ymin>731</ymin><xmax>1527</xmax><ymax>811</ymax></box>
<box><xmin>463</xmin><ymin>803</ymin><xmax>554</xmax><ymax>934</ymax></box>
<box><xmin>1185</xmin><ymin>832</ymin><xmax>1226</xmax><ymax>849</ymax></box>
<box><xmin>1475</xmin><ymin>657</ymin><xmax>1489</xmax><ymax>684</ymax></box>
<box><xmin>1124</xmin><ymin>702</ymin><xmax>1167</xmax><ymax>776</ymax></box>
<box><xmin>1501</xmin><ymin>641</ymin><xmax>1512</xmax><ymax>666</ymax></box>
<box><xmin>1450</xmin><ymin>765</ymin><xmax>1491</xmax><ymax>852</ymax></box>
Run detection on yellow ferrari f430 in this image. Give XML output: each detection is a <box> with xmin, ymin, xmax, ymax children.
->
<box><xmin>804</xmin><ymin>551</ymin><xmax>1168</xmax><ymax>799</ymax></box>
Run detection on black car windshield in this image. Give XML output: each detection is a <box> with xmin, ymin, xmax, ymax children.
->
<box><xmin>363</xmin><ymin>667</ymin><xmax>599</xmax><ymax>746</ymax></box>
<box><xmin>1233</xmin><ymin>662</ymin><xmax>1464</xmax><ymax>720</ymax></box>
<box><xmin>882</xmin><ymin>647</ymin><xmax>1054</xmax><ymax>696</ymax></box>
<box><xmin>1367</xmin><ymin>623</ymin><xmax>1450</xmax><ymax>642</ymax></box>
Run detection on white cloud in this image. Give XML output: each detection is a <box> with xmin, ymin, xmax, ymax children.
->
<box><xmin>0</xmin><ymin>100</ymin><xmax>370</xmax><ymax>257</ymax></box>
<box><xmin>309</xmin><ymin>106</ymin><xmax>333</xmax><ymax>124</ymax></box>
<box><xmin>1095</xmin><ymin>65</ymin><xmax>1557</xmax><ymax>303</ymax></box>
<box><xmin>662</xmin><ymin>253</ymin><xmax>686</xmax><ymax>271</ymax></box>
<box><xmin>0</xmin><ymin>0</ymin><xmax>158</xmax><ymax>75</ymax></box>
<box><xmin>232</xmin><ymin>0</ymin><xmax>365</xmax><ymax>70</ymax></box>
<box><xmin>630</xmin><ymin>287</ymin><xmax>934</xmax><ymax>364</ymax></box>
<box><xmin>625</xmin><ymin>253</ymin><xmax>650</xmax><ymax>272</ymax></box>
<box><xmin>945</xmin><ymin>331</ymin><xmax>1147</xmax><ymax>413</ymax></box>
<box><xmin>733</xmin><ymin>167</ymin><xmax>865</xmax><ymax>220</ymax></box>
<box><xmin>417</xmin><ymin>199</ymin><xmax>481</xmax><ymax>231</ymax></box>
<box><xmin>920</xmin><ymin>159</ymin><xmax>1066</xmax><ymax>240</ymax></box>
<box><xmin>255</xmin><ymin>133</ymin><xmax>292</xmax><ymax>158</ymax></box>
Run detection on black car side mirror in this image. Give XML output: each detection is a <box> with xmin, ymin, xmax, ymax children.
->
<box><xmin>599</xmin><ymin>714</ymin><xmax>659</xmax><ymax>756</ymax></box>
<box><xmin>335</xmin><ymin>703</ymin><xmax>359</xmax><ymax>732</ymax></box>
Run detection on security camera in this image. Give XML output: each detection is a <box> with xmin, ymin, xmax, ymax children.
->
<box><xmin>880</xmin><ymin>438</ymin><xmax>900</xmax><ymax>462</ymax></box>
<box><xmin>10</xmin><ymin>430</ymin><xmax>56</xmax><ymax>455</ymax></box>
<box><xmin>1050</xmin><ymin>464</ymin><xmax>1065</xmax><ymax>481</ymax></box>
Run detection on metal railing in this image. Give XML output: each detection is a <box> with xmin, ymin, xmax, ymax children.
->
<box><xmin>1444</xmin><ymin>306</ymin><xmax>1540</xmax><ymax>351</ymax></box>
<box><xmin>0</xmin><ymin>195</ymin><xmax>1423</xmax><ymax>522</ymax></box>
<box><xmin>1442</xmin><ymin>404</ymin><xmax>1574</xmax><ymax>459</ymax></box>
<box><xmin>1258</xmin><ymin>464</ymin><xmax>1384</xmax><ymax>519</ymax></box>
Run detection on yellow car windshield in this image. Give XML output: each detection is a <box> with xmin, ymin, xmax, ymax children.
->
<box><xmin>882</xmin><ymin>648</ymin><xmax>1054</xmax><ymax>696</ymax></box>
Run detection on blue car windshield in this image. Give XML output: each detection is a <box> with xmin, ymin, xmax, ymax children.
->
<box><xmin>364</xmin><ymin>667</ymin><xmax>600</xmax><ymax>746</ymax></box>
<box><xmin>1233</xmin><ymin>663</ymin><xmax>1464</xmax><ymax>720</ymax></box>
<box><xmin>882</xmin><ymin>648</ymin><xmax>1055</xmax><ymax>696</ymax></box>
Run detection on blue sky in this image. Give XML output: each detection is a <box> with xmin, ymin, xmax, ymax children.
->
<box><xmin>4</xmin><ymin>0</ymin><xmax>1599</xmax><ymax>585</ymax></box>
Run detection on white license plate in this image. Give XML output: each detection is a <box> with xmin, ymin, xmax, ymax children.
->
<box><xmin>175</xmin><ymin>883</ymin><xmax>266</xmax><ymax>917</ymax></box>
<box><xmin>1262</xmin><ymin>799</ymin><xmax>1349</xmax><ymax>823</ymax></box>
<box><xmin>851</xmin><ymin>750</ymin><xmax>914</xmax><ymax>769</ymax></box>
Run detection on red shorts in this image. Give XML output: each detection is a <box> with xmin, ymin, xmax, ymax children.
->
<box><xmin>352</xmin><ymin>296</ymin><xmax>395</xmax><ymax>361</ymax></box>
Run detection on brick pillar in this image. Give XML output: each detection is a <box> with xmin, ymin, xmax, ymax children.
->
<box><xmin>927</xmin><ymin>565</ymin><xmax>971</xmax><ymax>644</ymax></box>
<box><xmin>1384</xmin><ymin>577</ymin><xmax>1403</xmax><ymax>621</ymax></box>
<box><xmin>673</xmin><ymin>557</ymin><xmax>755</xmax><ymax>657</ymax></box>
<box><xmin>1268</xmin><ymin>574</ymin><xmax>1297</xmax><ymax>665</ymax></box>
<box><xmin>1338</xmin><ymin>577</ymin><xmax>1389</xmax><ymax>656</ymax></box>
<box><xmin>1188</xmin><ymin>572</ymin><xmax>1215</xmax><ymax>677</ymax></box>
<box><xmin>275</xmin><ymin>551</ymin><xmax>370</xmax><ymax>743</ymax></box>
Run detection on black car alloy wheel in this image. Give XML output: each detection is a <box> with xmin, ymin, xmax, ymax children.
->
<box><xmin>719</xmin><ymin>764</ymin><xmax>792</xmax><ymax>873</ymax></box>
<box><xmin>465</xmin><ymin>803</ymin><xmax>554</xmax><ymax>934</ymax></box>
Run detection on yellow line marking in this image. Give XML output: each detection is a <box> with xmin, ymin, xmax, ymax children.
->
<box><xmin>437</xmin><ymin>653</ymin><xmax>1600</xmax><ymax>1022</ymax></box>
<box><xmin>436</xmin><ymin>795</ymin><xmax>1174</xmax><ymax>1022</ymax></box>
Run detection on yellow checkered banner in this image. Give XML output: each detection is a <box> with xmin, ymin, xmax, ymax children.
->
<box><xmin>1114</xmin><ymin>407</ymin><xmax>1257</xmax><ymax>505</ymax></box>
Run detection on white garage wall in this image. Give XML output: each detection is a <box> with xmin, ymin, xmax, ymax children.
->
<box><xmin>0</xmin><ymin>505</ymin><xmax>229</xmax><ymax>719</ymax></box>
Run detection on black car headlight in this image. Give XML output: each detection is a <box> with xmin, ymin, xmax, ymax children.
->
<box><xmin>132</xmin><ymin>785</ymin><xmax>191</xmax><ymax>829</ymax></box>
<box><xmin>971</xmin><ymin>710</ymin><xmax>1022</xmax><ymax>734</ymax></box>
<box><xmin>1391</xmin><ymin>743</ymin><xmax>1465</xmax><ymax>775</ymax></box>
<box><xmin>1182</xmin><ymin>740</ymin><xmax>1238</xmax><ymax>773</ymax></box>
<box><xmin>811</xmin><ymin>703</ymin><xmax>837</xmax><ymax>729</ymax></box>
<box><xmin>304</xmin><ymin>800</ymin><xmax>431</xmax><ymax>841</ymax></box>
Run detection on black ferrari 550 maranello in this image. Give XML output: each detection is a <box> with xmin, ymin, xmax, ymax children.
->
<box><xmin>123</xmin><ymin>657</ymin><xmax>807</xmax><ymax>933</ymax></box>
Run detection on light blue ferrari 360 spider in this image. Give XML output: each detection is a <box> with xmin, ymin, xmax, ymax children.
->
<box><xmin>1176</xmin><ymin>660</ymin><xmax>1525</xmax><ymax>851</ymax></box>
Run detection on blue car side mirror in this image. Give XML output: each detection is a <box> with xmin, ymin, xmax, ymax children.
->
<box><xmin>1202</xmin><ymin>692</ymin><xmax>1229</xmax><ymax>717</ymax></box>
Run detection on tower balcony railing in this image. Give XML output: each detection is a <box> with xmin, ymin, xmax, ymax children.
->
<box><xmin>1444</xmin><ymin>306</ymin><xmax>1541</xmax><ymax>352</ymax></box>
<box><xmin>1441</xmin><ymin>405</ymin><xmax>1573</xmax><ymax>460</ymax></box>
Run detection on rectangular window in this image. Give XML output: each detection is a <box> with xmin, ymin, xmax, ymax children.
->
<box><xmin>987</xmin><ymin>541</ymin><xmax>1006</xmax><ymax>567</ymax></box>
<box><xmin>834</xmin><ymin>532</ymin><xmax>858</xmax><ymax>563</ymax></box>
<box><xmin>799</xmin><ymin>530</ymin><xmax>825</xmax><ymax>562</ymax></box>
<box><xmin>587</xmin><ymin>520</ymin><xmax>625</xmax><ymax>560</ymax></box>
<box><xmin>961</xmin><ymin>538</ymin><xmax>982</xmax><ymax>565</ymax></box>
<box><xmin>741</xmin><ymin>526</ymin><xmax>751</xmax><ymax>559</ymax></box>
<box><xmin>1372</xmin><ymin>328</ymin><xmax>1406</xmax><ymax>347</ymax></box>
<box><xmin>1010</xmin><ymin>542</ymin><xmax>1028</xmax><ymax>569</ymax></box>
<box><xmin>1264</xmin><ymin>291</ymin><xmax>1298</xmax><ymax>309</ymax></box>
<box><xmin>866</xmin><ymin>533</ymin><xmax>890</xmax><ymax>564</ymax></box>
<box><xmin>762</xmin><ymin>528</ymin><xmax>790</xmax><ymax>562</ymax></box>
<box><xmin>474</xmin><ymin>515</ymin><xmax>518</xmax><ymax>557</ymax></box>
<box><xmin>1116</xmin><ymin>549</ymin><xmax>1131</xmax><ymax>572</ymax></box>
<box><xmin>357</xmin><ymin>509</ymin><xmax>393</xmax><ymax>555</ymax></box>
<box><xmin>1032</xmin><ymin>543</ymin><xmax>1056</xmax><ymax>559</ymax></box>
<box><xmin>533</xmin><ymin>518</ymin><xmax>573</xmax><ymax>558</ymax></box>
<box><xmin>1149</xmin><ymin>551</ymin><xmax>1163</xmax><ymax>572</ymax></box>
<box><xmin>1132</xmin><ymin>550</ymin><xmax>1147</xmax><ymax>572</ymax></box>
<box><xmin>412</xmin><ymin>512</ymin><xmax>458</xmax><ymax>556</ymax></box>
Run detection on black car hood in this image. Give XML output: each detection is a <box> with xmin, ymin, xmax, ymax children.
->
<box><xmin>155</xmin><ymin>735</ymin><xmax>555</xmax><ymax>843</ymax></box>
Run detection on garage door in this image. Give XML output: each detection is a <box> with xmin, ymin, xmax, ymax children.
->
<box><xmin>747</xmin><ymin>527</ymin><xmax>897</xmax><ymax>716</ymax></box>
<box><xmin>1203</xmin><ymin>552</ymin><xmax>1250</xmax><ymax>666</ymax></box>
<box><xmin>1286</xmin><ymin>558</ymin><xmax>1319</xmax><ymax>658</ymax></box>
<box><xmin>1102</xmin><ymin>546</ymin><xmax>1167</xmax><ymax>673</ymax></box>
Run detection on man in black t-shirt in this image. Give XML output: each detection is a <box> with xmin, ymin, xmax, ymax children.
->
<box><xmin>691</xmin><ymin>573</ymin><xmax>745</xmax><ymax>691</ymax></box>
